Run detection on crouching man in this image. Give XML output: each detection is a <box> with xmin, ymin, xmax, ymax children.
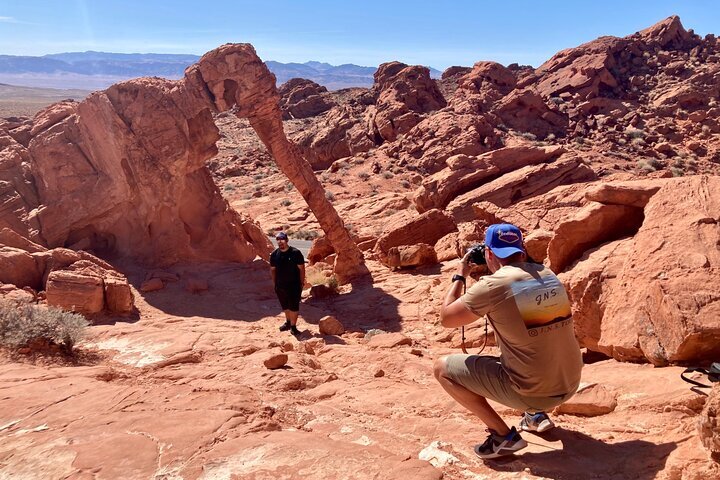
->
<box><xmin>434</xmin><ymin>223</ymin><xmax>582</xmax><ymax>459</ymax></box>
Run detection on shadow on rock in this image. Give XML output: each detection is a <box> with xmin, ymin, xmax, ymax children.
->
<box><xmin>487</xmin><ymin>427</ymin><xmax>676</xmax><ymax>480</ymax></box>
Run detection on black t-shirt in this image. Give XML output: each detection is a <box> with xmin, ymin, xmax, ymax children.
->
<box><xmin>270</xmin><ymin>246</ymin><xmax>305</xmax><ymax>287</ymax></box>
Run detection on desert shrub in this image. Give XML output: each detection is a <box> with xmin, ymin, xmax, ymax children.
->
<box><xmin>637</xmin><ymin>160</ymin><xmax>656</xmax><ymax>172</ymax></box>
<box><xmin>0</xmin><ymin>302</ymin><xmax>89</xmax><ymax>352</ymax></box>
<box><xmin>545</xmin><ymin>133</ymin><xmax>557</xmax><ymax>142</ymax></box>
<box><xmin>519</xmin><ymin>132</ymin><xmax>537</xmax><ymax>141</ymax></box>
<box><xmin>670</xmin><ymin>167</ymin><xmax>684</xmax><ymax>177</ymax></box>
<box><xmin>382</xmin><ymin>171</ymin><xmax>394</xmax><ymax>179</ymax></box>
<box><xmin>293</xmin><ymin>230</ymin><xmax>320</xmax><ymax>241</ymax></box>
<box><xmin>252</xmin><ymin>173</ymin><xmax>266</xmax><ymax>180</ymax></box>
<box><xmin>285</xmin><ymin>182</ymin><xmax>295</xmax><ymax>191</ymax></box>
<box><xmin>358</xmin><ymin>172</ymin><xmax>370</xmax><ymax>180</ymax></box>
<box><xmin>626</xmin><ymin>128</ymin><xmax>645</xmax><ymax>139</ymax></box>
<box><xmin>549</xmin><ymin>97</ymin><xmax>564</xmax><ymax>105</ymax></box>
<box><xmin>222</xmin><ymin>184</ymin><xmax>235</xmax><ymax>192</ymax></box>
<box><xmin>327</xmin><ymin>275</ymin><xmax>339</xmax><ymax>292</ymax></box>
<box><xmin>325</xmin><ymin>191</ymin><xmax>335</xmax><ymax>202</ymax></box>
<box><xmin>280</xmin><ymin>199</ymin><xmax>291</xmax><ymax>207</ymax></box>
<box><xmin>400</xmin><ymin>180</ymin><xmax>411</xmax><ymax>189</ymax></box>
<box><xmin>496</xmin><ymin>124</ymin><xmax>508</xmax><ymax>132</ymax></box>
<box><xmin>306</xmin><ymin>269</ymin><xmax>327</xmax><ymax>286</ymax></box>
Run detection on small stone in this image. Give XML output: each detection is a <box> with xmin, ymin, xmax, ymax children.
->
<box><xmin>140</xmin><ymin>278</ymin><xmax>164</xmax><ymax>293</ymax></box>
<box><xmin>319</xmin><ymin>315</ymin><xmax>345</xmax><ymax>336</ymax></box>
<box><xmin>374</xmin><ymin>369</ymin><xmax>385</xmax><ymax>377</ymax></box>
<box><xmin>263</xmin><ymin>353</ymin><xmax>288</xmax><ymax>369</ymax></box>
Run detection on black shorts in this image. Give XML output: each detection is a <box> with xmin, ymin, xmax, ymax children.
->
<box><xmin>275</xmin><ymin>284</ymin><xmax>301</xmax><ymax>311</ymax></box>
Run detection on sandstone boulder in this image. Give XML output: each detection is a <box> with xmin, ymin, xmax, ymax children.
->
<box><xmin>374</xmin><ymin>209</ymin><xmax>456</xmax><ymax>264</ymax></box>
<box><xmin>45</xmin><ymin>270</ymin><xmax>104</xmax><ymax>315</ymax></box>
<box><xmin>0</xmin><ymin>246</ymin><xmax>43</xmax><ymax>290</ymax></box>
<box><xmin>319</xmin><ymin>315</ymin><xmax>345</xmax><ymax>336</ymax></box>
<box><xmin>554</xmin><ymin>383</ymin><xmax>618</xmax><ymax>416</ymax></box>
<box><xmin>598</xmin><ymin>175</ymin><xmax>720</xmax><ymax>365</ymax></box>
<box><xmin>278</xmin><ymin>78</ymin><xmax>335</xmax><ymax>120</ymax></box>
<box><xmin>264</xmin><ymin>353</ymin><xmax>289</xmax><ymax>369</ymax></box>
<box><xmin>385</xmin><ymin>243</ymin><xmax>438</xmax><ymax>269</ymax></box>
<box><xmin>546</xmin><ymin>202</ymin><xmax>644</xmax><ymax>273</ymax></box>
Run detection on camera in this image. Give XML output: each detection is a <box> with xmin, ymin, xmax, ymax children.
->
<box><xmin>467</xmin><ymin>243</ymin><xmax>487</xmax><ymax>265</ymax></box>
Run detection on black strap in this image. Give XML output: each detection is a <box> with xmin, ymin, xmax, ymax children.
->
<box><xmin>681</xmin><ymin>367</ymin><xmax>713</xmax><ymax>388</ymax></box>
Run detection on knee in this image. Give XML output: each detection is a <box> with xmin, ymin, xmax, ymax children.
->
<box><xmin>433</xmin><ymin>356</ymin><xmax>448</xmax><ymax>381</ymax></box>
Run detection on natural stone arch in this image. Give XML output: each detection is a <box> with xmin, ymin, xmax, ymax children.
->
<box><xmin>190</xmin><ymin>44</ymin><xmax>368</xmax><ymax>283</ymax></box>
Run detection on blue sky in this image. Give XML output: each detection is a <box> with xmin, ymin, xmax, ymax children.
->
<box><xmin>0</xmin><ymin>1</ymin><xmax>718</xmax><ymax>69</ymax></box>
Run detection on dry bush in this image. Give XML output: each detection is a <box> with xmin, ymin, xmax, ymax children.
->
<box><xmin>0</xmin><ymin>302</ymin><xmax>89</xmax><ymax>353</ymax></box>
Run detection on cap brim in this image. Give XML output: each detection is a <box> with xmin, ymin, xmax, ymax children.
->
<box><xmin>490</xmin><ymin>246</ymin><xmax>523</xmax><ymax>259</ymax></box>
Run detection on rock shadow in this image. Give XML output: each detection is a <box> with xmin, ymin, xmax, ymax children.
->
<box><xmin>301</xmin><ymin>275</ymin><xmax>402</xmax><ymax>334</ymax></box>
<box><xmin>117</xmin><ymin>260</ymin><xmax>281</xmax><ymax>322</ymax></box>
<box><xmin>486</xmin><ymin>428</ymin><xmax>676</xmax><ymax>479</ymax></box>
<box><xmin>115</xmin><ymin>260</ymin><xmax>403</xmax><ymax>333</ymax></box>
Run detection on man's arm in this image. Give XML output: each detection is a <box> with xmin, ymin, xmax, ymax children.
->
<box><xmin>298</xmin><ymin>264</ymin><xmax>306</xmax><ymax>288</ymax></box>
<box><xmin>270</xmin><ymin>266</ymin><xmax>276</xmax><ymax>285</ymax></box>
<box><xmin>440</xmin><ymin>253</ymin><xmax>480</xmax><ymax>328</ymax></box>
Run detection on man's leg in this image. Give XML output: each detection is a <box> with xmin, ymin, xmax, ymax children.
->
<box><xmin>433</xmin><ymin>356</ymin><xmax>511</xmax><ymax>435</ymax></box>
<box><xmin>286</xmin><ymin>309</ymin><xmax>299</xmax><ymax>326</ymax></box>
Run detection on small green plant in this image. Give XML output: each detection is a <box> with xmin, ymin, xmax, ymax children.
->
<box><xmin>519</xmin><ymin>132</ymin><xmax>537</xmax><ymax>141</ymax></box>
<box><xmin>670</xmin><ymin>167</ymin><xmax>684</xmax><ymax>177</ymax></box>
<box><xmin>358</xmin><ymin>172</ymin><xmax>370</xmax><ymax>181</ymax></box>
<box><xmin>280</xmin><ymin>199</ymin><xmax>291</xmax><ymax>207</ymax></box>
<box><xmin>223</xmin><ymin>184</ymin><xmax>235</xmax><ymax>192</ymax></box>
<box><xmin>327</xmin><ymin>275</ymin><xmax>339</xmax><ymax>292</ymax></box>
<box><xmin>382</xmin><ymin>171</ymin><xmax>394</xmax><ymax>179</ymax></box>
<box><xmin>285</xmin><ymin>182</ymin><xmax>295</xmax><ymax>191</ymax></box>
<box><xmin>0</xmin><ymin>302</ymin><xmax>89</xmax><ymax>353</ymax></box>
<box><xmin>325</xmin><ymin>191</ymin><xmax>335</xmax><ymax>202</ymax></box>
<box><xmin>400</xmin><ymin>180</ymin><xmax>411</xmax><ymax>189</ymax></box>
<box><xmin>549</xmin><ymin>97</ymin><xmax>564</xmax><ymax>105</ymax></box>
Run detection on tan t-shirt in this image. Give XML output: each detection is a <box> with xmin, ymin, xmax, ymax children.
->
<box><xmin>461</xmin><ymin>262</ymin><xmax>582</xmax><ymax>396</ymax></box>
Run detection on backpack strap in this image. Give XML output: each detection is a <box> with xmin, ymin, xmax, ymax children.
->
<box><xmin>681</xmin><ymin>367</ymin><xmax>713</xmax><ymax>388</ymax></box>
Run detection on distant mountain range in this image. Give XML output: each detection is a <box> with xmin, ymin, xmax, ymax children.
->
<box><xmin>0</xmin><ymin>51</ymin><xmax>442</xmax><ymax>91</ymax></box>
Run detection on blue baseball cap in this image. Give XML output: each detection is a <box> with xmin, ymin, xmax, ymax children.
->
<box><xmin>485</xmin><ymin>224</ymin><xmax>524</xmax><ymax>259</ymax></box>
<box><xmin>275</xmin><ymin>232</ymin><xmax>288</xmax><ymax>240</ymax></box>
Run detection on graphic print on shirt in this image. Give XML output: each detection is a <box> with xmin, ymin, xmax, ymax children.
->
<box><xmin>509</xmin><ymin>275</ymin><xmax>571</xmax><ymax>326</ymax></box>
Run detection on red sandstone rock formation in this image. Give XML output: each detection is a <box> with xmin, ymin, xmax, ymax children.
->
<box><xmin>414</xmin><ymin>145</ymin><xmax>566</xmax><ymax>213</ymax></box>
<box><xmin>374</xmin><ymin>209</ymin><xmax>456</xmax><ymax>265</ymax></box>
<box><xmin>0</xmin><ymin>229</ymin><xmax>134</xmax><ymax>316</ymax></box>
<box><xmin>193</xmin><ymin>44</ymin><xmax>368</xmax><ymax>283</ymax></box>
<box><xmin>278</xmin><ymin>78</ymin><xmax>335</xmax><ymax>120</ymax></box>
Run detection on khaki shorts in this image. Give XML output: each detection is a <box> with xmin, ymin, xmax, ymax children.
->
<box><xmin>443</xmin><ymin>354</ymin><xmax>574</xmax><ymax>412</ymax></box>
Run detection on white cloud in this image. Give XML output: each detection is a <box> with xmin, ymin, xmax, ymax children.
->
<box><xmin>0</xmin><ymin>16</ymin><xmax>17</xmax><ymax>23</ymax></box>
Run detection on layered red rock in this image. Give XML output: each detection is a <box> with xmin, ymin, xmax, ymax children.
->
<box><xmin>414</xmin><ymin>145</ymin><xmax>566</xmax><ymax>212</ymax></box>
<box><xmin>373</xmin><ymin>209</ymin><xmax>456</xmax><ymax>265</ymax></box>
<box><xmin>278</xmin><ymin>78</ymin><xmax>335</xmax><ymax>120</ymax></box>
<box><xmin>598</xmin><ymin>175</ymin><xmax>720</xmax><ymax>365</ymax></box>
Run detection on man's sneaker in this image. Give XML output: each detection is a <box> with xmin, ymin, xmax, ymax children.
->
<box><xmin>279</xmin><ymin>321</ymin><xmax>291</xmax><ymax>332</ymax></box>
<box><xmin>290</xmin><ymin>325</ymin><xmax>301</xmax><ymax>336</ymax></box>
<box><xmin>474</xmin><ymin>427</ymin><xmax>527</xmax><ymax>459</ymax></box>
<box><xmin>520</xmin><ymin>412</ymin><xmax>555</xmax><ymax>433</ymax></box>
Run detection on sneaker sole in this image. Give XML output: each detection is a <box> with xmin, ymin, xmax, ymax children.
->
<box><xmin>474</xmin><ymin>438</ymin><xmax>528</xmax><ymax>459</ymax></box>
<box><xmin>519</xmin><ymin>419</ymin><xmax>555</xmax><ymax>433</ymax></box>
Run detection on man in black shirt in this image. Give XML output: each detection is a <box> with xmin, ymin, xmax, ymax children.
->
<box><xmin>270</xmin><ymin>232</ymin><xmax>306</xmax><ymax>335</ymax></box>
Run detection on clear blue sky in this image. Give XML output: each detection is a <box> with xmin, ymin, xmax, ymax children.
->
<box><xmin>1</xmin><ymin>1</ymin><xmax>718</xmax><ymax>69</ymax></box>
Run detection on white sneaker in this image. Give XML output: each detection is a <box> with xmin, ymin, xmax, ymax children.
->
<box><xmin>519</xmin><ymin>412</ymin><xmax>555</xmax><ymax>433</ymax></box>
